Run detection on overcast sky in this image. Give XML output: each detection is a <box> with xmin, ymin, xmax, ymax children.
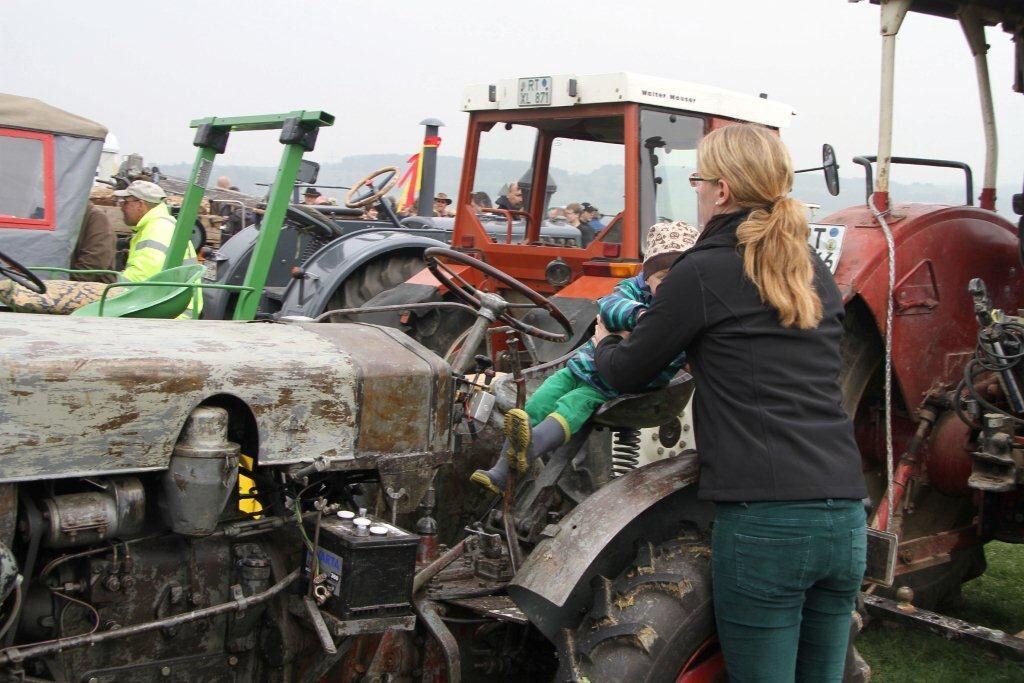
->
<box><xmin>3</xmin><ymin>0</ymin><xmax>1021</xmax><ymax>197</ymax></box>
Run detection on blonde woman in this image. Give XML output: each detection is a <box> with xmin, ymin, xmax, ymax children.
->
<box><xmin>594</xmin><ymin>124</ymin><xmax>867</xmax><ymax>681</ymax></box>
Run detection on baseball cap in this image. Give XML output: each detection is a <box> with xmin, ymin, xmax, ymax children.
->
<box><xmin>113</xmin><ymin>180</ymin><xmax>167</xmax><ymax>203</ymax></box>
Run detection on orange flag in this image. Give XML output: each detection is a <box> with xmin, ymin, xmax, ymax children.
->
<box><xmin>396</xmin><ymin>152</ymin><xmax>421</xmax><ymax>212</ymax></box>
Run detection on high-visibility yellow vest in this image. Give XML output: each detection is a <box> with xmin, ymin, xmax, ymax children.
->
<box><xmin>122</xmin><ymin>202</ymin><xmax>202</xmax><ymax>319</ymax></box>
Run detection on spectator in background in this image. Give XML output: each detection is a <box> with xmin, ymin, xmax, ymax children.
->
<box><xmin>362</xmin><ymin>205</ymin><xmax>379</xmax><ymax>220</ymax></box>
<box><xmin>581</xmin><ymin>202</ymin><xmax>604</xmax><ymax>231</ymax></box>
<box><xmin>70</xmin><ymin>202</ymin><xmax>116</xmax><ymax>283</ymax></box>
<box><xmin>495</xmin><ymin>182</ymin><xmax>524</xmax><ymax>211</ymax></box>
<box><xmin>216</xmin><ymin>176</ymin><xmax>233</xmax><ymax>190</ymax></box>
<box><xmin>565</xmin><ymin>202</ymin><xmax>595</xmax><ymax>247</ymax></box>
<box><xmin>433</xmin><ymin>193</ymin><xmax>454</xmax><ymax>217</ymax></box>
<box><xmin>547</xmin><ymin>206</ymin><xmax>566</xmax><ymax>222</ymax></box>
<box><xmin>302</xmin><ymin>188</ymin><xmax>322</xmax><ymax>205</ymax></box>
<box><xmin>470</xmin><ymin>192</ymin><xmax>492</xmax><ymax>213</ymax></box>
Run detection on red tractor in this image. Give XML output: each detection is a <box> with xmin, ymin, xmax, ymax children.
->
<box><xmin>820</xmin><ymin>0</ymin><xmax>1024</xmax><ymax>650</ymax></box>
<box><xmin>358</xmin><ymin>72</ymin><xmax>838</xmax><ymax>370</ymax></box>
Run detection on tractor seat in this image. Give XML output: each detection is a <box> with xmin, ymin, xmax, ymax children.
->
<box><xmin>71</xmin><ymin>264</ymin><xmax>203</xmax><ymax>319</ymax></box>
<box><xmin>590</xmin><ymin>372</ymin><xmax>694</xmax><ymax>430</ymax></box>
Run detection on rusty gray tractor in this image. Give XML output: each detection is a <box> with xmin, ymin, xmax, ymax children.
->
<box><xmin>0</xmin><ymin>244</ymin><xmax>711</xmax><ymax>682</ymax></box>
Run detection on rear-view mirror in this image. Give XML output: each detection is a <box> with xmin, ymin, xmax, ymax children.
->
<box><xmin>823</xmin><ymin>144</ymin><xmax>840</xmax><ymax>196</ymax></box>
<box><xmin>298</xmin><ymin>159</ymin><xmax>320</xmax><ymax>185</ymax></box>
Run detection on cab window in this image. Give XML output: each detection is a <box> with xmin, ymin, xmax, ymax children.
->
<box><xmin>0</xmin><ymin>129</ymin><xmax>54</xmax><ymax>230</ymax></box>
<box><xmin>639</xmin><ymin>110</ymin><xmax>704</xmax><ymax>251</ymax></box>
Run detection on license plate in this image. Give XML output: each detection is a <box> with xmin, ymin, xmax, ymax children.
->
<box><xmin>808</xmin><ymin>223</ymin><xmax>846</xmax><ymax>274</ymax></box>
<box><xmin>202</xmin><ymin>258</ymin><xmax>218</xmax><ymax>281</ymax></box>
<box><xmin>518</xmin><ymin>77</ymin><xmax>552</xmax><ymax>107</ymax></box>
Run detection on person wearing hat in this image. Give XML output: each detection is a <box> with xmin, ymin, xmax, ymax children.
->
<box><xmin>580</xmin><ymin>202</ymin><xmax>604</xmax><ymax>232</ymax></box>
<box><xmin>433</xmin><ymin>192</ymin><xmax>454</xmax><ymax>217</ymax></box>
<box><xmin>114</xmin><ymin>180</ymin><xmax>201</xmax><ymax>318</ymax></box>
<box><xmin>471</xmin><ymin>220</ymin><xmax>700</xmax><ymax>493</ymax></box>
<box><xmin>302</xmin><ymin>187</ymin><xmax>323</xmax><ymax>205</ymax></box>
<box><xmin>0</xmin><ymin>180</ymin><xmax>202</xmax><ymax>317</ymax></box>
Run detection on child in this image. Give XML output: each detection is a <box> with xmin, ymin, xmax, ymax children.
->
<box><xmin>471</xmin><ymin>221</ymin><xmax>700</xmax><ymax>493</ymax></box>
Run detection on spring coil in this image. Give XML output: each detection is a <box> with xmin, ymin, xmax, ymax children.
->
<box><xmin>611</xmin><ymin>427</ymin><xmax>641</xmax><ymax>478</ymax></box>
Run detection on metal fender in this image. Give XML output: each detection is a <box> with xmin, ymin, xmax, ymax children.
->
<box><xmin>824</xmin><ymin>203</ymin><xmax>1023</xmax><ymax>413</ymax></box>
<box><xmin>277</xmin><ymin>230</ymin><xmax>447</xmax><ymax>318</ymax></box>
<box><xmin>507</xmin><ymin>453</ymin><xmax>712</xmax><ymax>642</ymax></box>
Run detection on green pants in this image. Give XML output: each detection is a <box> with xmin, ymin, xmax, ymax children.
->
<box><xmin>525</xmin><ymin>368</ymin><xmax>609</xmax><ymax>435</ymax></box>
<box><xmin>712</xmin><ymin>499</ymin><xmax>867</xmax><ymax>682</ymax></box>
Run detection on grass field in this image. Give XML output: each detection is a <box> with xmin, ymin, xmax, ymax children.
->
<box><xmin>857</xmin><ymin>542</ymin><xmax>1024</xmax><ymax>681</ymax></box>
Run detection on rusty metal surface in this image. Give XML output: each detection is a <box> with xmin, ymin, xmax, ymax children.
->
<box><xmin>445</xmin><ymin>596</ymin><xmax>527</xmax><ymax>625</ymax></box>
<box><xmin>0</xmin><ymin>315</ymin><xmax>451</xmax><ymax>482</ymax></box>
<box><xmin>509</xmin><ymin>453</ymin><xmax>699</xmax><ymax>611</ymax></box>
<box><xmin>862</xmin><ymin>591</ymin><xmax>1024</xmax><ymax>661</ymax></box>
<box><xmin>823</xmin><ymin>204</ymin><xmax>1022</xmax><ymax>422</ymax></box>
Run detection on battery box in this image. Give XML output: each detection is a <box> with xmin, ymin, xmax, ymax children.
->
<box><xmin>304</xmin><ymin>512</ymin><xmax>419</xmax><ymax>620</ymax></box>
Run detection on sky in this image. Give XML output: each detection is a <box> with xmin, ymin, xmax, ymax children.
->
<box><xmin>2</xmin><ymin>0</ymin><xmax>1022</xmax><ymax>198</ymax></box>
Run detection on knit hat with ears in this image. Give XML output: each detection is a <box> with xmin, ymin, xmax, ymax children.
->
<box><xmin>643</xmin><ymin>220</ymin><xmax>700</xmax><ymax>278</ymax></box>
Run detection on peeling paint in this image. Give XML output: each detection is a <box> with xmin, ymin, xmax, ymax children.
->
<box><xmin>0</xmin><ymin>315</ymin><xmax>452</xmax><ymax>482</ymax></box>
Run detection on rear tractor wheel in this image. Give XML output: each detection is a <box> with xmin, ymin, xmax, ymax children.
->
<box><xmin>322</xmin><ymin>251</ymin><xmax>425</xmax><ymax>322</ymax></box>
<box><xmin>566</xmin><ymin>535</ymin><xmax>717</xmax><ymax>682</ymax></box>
<box><xmin>840</xmin><ymin>300</ymin><xmax>985</xmax><ymax>609</ymax></box>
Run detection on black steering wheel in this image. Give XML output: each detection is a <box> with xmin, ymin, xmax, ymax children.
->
<box><xmin>344</xmin><ymin>166</ymin><xmax>399</xmax><ymax>209</ymax></box>
<box><xmin>424</xmin><ymin>247</ymin><xmax>573</xmax><ymax>343</ymax></box>
<box><xmin>0</xmin><ymin>248</ymin><xmax>46</xmax><ymax>294</ymax></box>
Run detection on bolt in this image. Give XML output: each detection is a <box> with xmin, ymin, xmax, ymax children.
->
<box><xmin>161</xmin><ymin>666</ymin><xmax>171</xmax><ymax>676</ymax></box>
<box><xmin>190</xmin><ymin>591</ymin><xmax>205</xmax><ymax>606</ymax></box>
<box><xmin>896</xmin><ymin>586</ymin><xmax>914</xmax><ymax>605</ymax></box>
<box><xmin>682</xmin><ymin>424</ymin><xmax>691</xmax><ymax>432</ymax></box>
<box><xmin>103</xmin><ymin>575</ymin><xmax>121</xmax><ymax>592</ymax></box>
<box><xmin>228</xmin><ymin>655</ymin><xmax>239</xmax><ymax>667</ymax></box>
<box><xmin>88</xmin><ymin>679</ymin><xmax>100</xmax><ymax>683</ymax></box>
<box><xmin>899</xmin><ymin>551</ymin><xmax>913</xmax><ymax>564</ymax></box>
<box><xmin>121</xmin><ymin>576</ymin><xmax>135</xmax><ymax>590</ymax></box>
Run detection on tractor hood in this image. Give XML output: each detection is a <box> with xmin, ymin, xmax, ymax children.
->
<box><xmin>0</xmin><ymin>315</ymin><xmax>452</xmax><ymax>483</ymax></box>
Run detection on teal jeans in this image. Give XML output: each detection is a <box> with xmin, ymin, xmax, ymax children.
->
<box><xmin>712</xmin><ymin>499</ymin><xmax>867</xmax><ymax>682</ymax></box>
<box><xmin>525</xmin><ymin>367</ymin><xmax>608</xmax><ymax>435</ymax></box>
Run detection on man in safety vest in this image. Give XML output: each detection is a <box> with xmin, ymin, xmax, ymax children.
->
<box><xmin>113</xmin><ymin>180</ymin><xmax>202</xmax><ymax>318</ymax></box>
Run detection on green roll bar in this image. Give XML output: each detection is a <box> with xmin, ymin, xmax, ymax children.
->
<box><xmin>166</xmin><ymin>109</ymin><xmax>335</xmax><ymax>321</ymax></box>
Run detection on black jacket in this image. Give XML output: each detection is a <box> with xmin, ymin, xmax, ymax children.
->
<box><xmin>595</xmin><ymin>212</ymin><xmax>867</xmax><ymax>502</ymax></box>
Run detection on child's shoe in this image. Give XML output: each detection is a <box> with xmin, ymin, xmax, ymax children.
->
<box><xmin>470</xmin><ymin>443</ymin><xmax>511</xmax><ymax>494</ymax></box>
<box><xmin>470</xmin><ymin>469</ymin><xmax>502</xmax><ymax>494</ymax></box>
<box><xmin>504</xmin><ymin>408</ymin><xmax>532</xmax><ymax>472</ymax></box>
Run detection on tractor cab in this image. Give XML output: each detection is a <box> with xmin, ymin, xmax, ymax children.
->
<box><xmin>370</xmin><ymin>73</ymin><xmax>793</xmax><ymax>359</ymax></box>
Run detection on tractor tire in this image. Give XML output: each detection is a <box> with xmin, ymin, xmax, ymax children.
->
<box><xmin>323</xmin><ymin>251</ymin><xmax>425</xmax><ymax>322</ymax></box>
<box><xmin>839</xmin><ymin>300</ymin><xmax>986</xmax><ymax>609</ymax></box>
<box><xmin>568</xmin><ymin>535</ymin><xmax>715</xmax><ymax>682</ymax></box>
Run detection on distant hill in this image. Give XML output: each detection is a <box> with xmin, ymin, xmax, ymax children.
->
<box><xmin>157</xmin><ymin>154</ymin><xmax>1020</xmax><ymax>223</ymax></box>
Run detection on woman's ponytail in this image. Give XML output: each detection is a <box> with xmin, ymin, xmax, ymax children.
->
<box><xmin>736</xmin><ymin>197</ymin><xmax>822</xmax><ymax>329</ymax></box>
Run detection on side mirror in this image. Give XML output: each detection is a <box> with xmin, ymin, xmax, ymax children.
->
<box><xmin>823</xmin><ymin>144</ymin><xmax>840</xmax><ymax>197</ymax></box>
<box><xmin>794</xmin><ymin>144</ymin><xmax>841</xmax><ymax>197</ymax></box>
<box><xmin>297</xmin><ymin>159</ymin><xmax>320</xmax><ymax>185</ymax></box>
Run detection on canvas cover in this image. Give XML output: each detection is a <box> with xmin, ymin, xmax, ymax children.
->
<box><xmin>0</xmin><ymin>93</ymin><xmax>107</xmax><ymax>140</ymax></box>
<box><xmin>0</xmin><ymin>94</ymin><xmax>107</xmax><ymax>272</ymax></box>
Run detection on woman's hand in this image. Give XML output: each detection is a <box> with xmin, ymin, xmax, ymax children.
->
<box><xmin>594</xmin><ymin>316</ymin><xmax>628</xmax><ymax>345</ymax></box>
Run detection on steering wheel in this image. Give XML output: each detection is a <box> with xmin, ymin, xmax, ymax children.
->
<box><xmin>424</xmin><ymin>247</ymin><xmax>573</xmax><ymax>343</ymax></box>
<box><xmin>0</xmin><ymin>248</ymin><xmax>46</xmax><ymax>294</ymax></box>
<box><xmin>344</xmin><ymin>166</ymin><xmax>399</xmax><ymax>209</ymax></box>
